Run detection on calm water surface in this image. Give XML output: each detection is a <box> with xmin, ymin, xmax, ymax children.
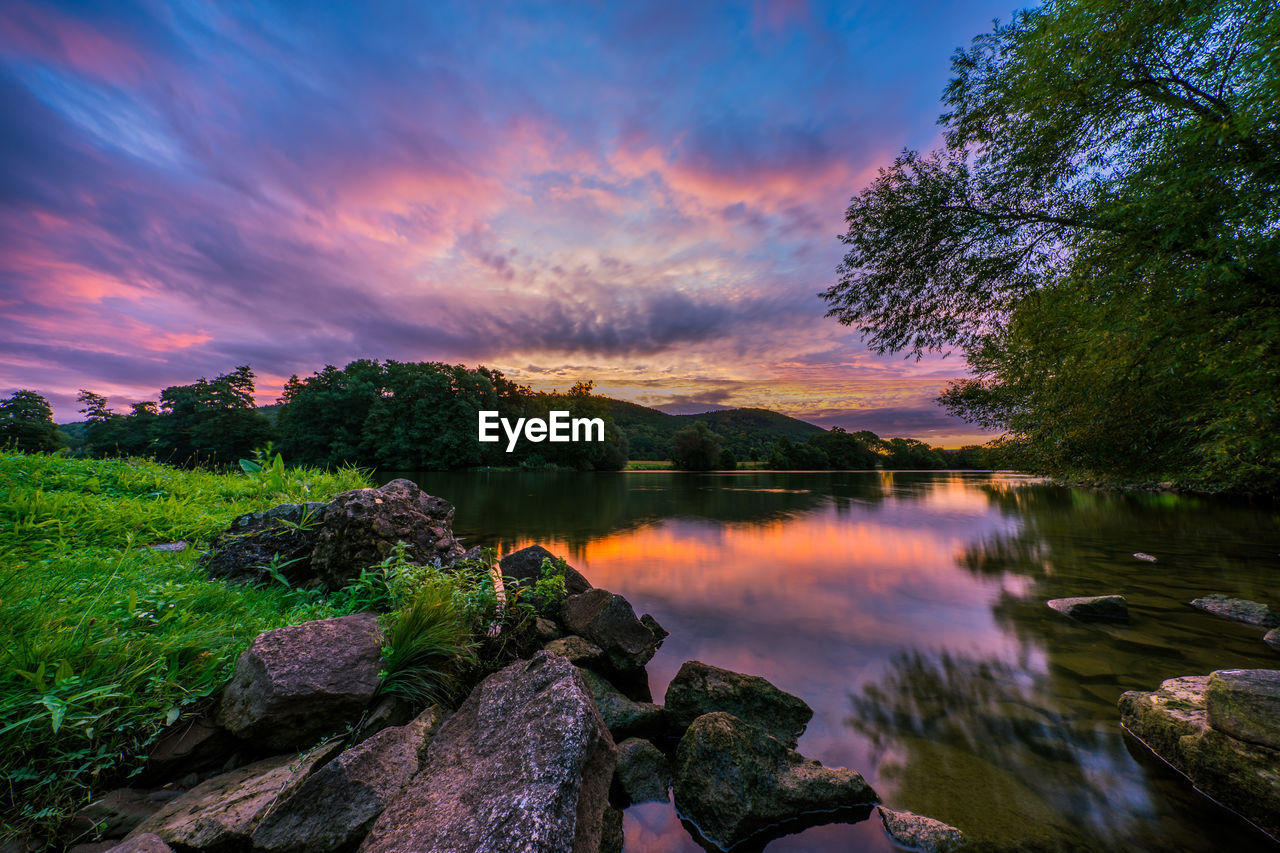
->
<box><xmin>400</xmin><ymin>471</ymin><xmax>1280</xmax><ymax>852</ymax></box>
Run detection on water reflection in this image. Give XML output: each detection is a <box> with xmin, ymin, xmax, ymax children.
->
<box><xmin>396</xmin><ymin>471</ymin><xmax>1280</xmax><ymax>851</ymax></box>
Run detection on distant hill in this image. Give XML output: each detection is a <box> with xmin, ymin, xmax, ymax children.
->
<box><xmin>587</xmin><ymin>398</ymin><xmax>824</xmax><ymax>460</ymax></box>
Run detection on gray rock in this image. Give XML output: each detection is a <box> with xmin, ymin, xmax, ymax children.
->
<box><xmin>352</xmin><ymin>695</ymin><xmax>416</xmax><ymax>745</ymax></box>
<box><xmin>674</xmin><ymin>712</ymin><xmax>877</xmax><ymax>849</ymax></box>
<box><xmin>146</xmin><ymin>541</ymin><xmax>188</xmax><ymax>553</ymax></box>
<box><xmin>1265</xmin><ymin>628</ymin><xmax>1280</xmax><ymax>652</ymax></box>
<box><xmin>664</xmin><ymin>660</ymin><xmax>813</xmax><ymax>748</ymax></box>
<box><xmin>141</xmin><ymin>714</ymin><xmax>241</xmax><ymax>782</ymax></box>
<box><xmin>545</xmin><ymin>635</ymin><xmax>607</xmax><ymax>668</ymax></box>
<box><xmin>251</xmin><ymin>707</ymin><xmax>444</xmax><ymax>852</ymax></box>
<box><xmin>601</xmin><ymin>807</ymin><xmax>624</xmax><ymax>853</ymax></box>
<box><xmin>534</xmin><ymin>616</ymin><xmax>562</xmax><ymax>641</ymax></box>
<box><xmin>359</xmin><ymin>652</ymin><xmax>616</xmax><ymax>853</ymax></box>
<box><xmin>69</xmin><ymin>789</ymin><xmax>179</xmax><ymax>839</ymax></box>
<box><xmin>640</xmin><ymin>613</ymin><xmax>669</xmax><ymax>643</ymax></box>
<box><xmin>1190</xmin><ymin>594</ymin><xmax>1280</xmax><ymax>628</ymax></box>
<box><xmin>561</xmin><ymin>588</ymin><xmax>662</xmax><ymax>673</ymax></box>
<box><xmin>1120</xmin><ymin>675</ymin><xmax>1280</xmax><ymax>841</ymax></box>
<box><xmin>577</xmin><ymin>667</ymin><xmax>664</xmax><ymax>739</ymax></box>
<box><xmin>499</xmin><ymin>544</ymin><xmax>593</xmax><ymax>596</ymax></box>
<box><xmin>103</xmin><ymin>835</ymin><xmax>172</xmax><ymax>853</ymax></box>
<box><xmin>1047</xmin><ymin>594</ymin><xmax>1129</xmax><ymax>622</ymax></box>
<box><xmin>1206</xmin><ymin>669</ymin><xmax>1280</xmax><ymax>750</ymax></box>
<box><xmin>197</xmin><ymin>502</ymin><xmax>329</xmax><ymax>586</ymax></box>
<box><xmin>312</xmin><ymin>479</ymin><xmax>464</xmax><ymax>589</ymax></box>
<box><xmin>218</xmin><ymin>613</ymin><xmax>383</xmax><ymax>750</ymax></box>
<box><xmin>616</xmin><ymin>738</ymin><xmax>671</xmax><ymax>804</ymax></box>
<box><xmin>878</xmin><ymin>807</ymin><xmax>967</xmax><ymax>852</ymax></box>
<box><xmin>127</xmin><ymin>745</ymin><xmax>339</xmax><ymax>850</ymax></box>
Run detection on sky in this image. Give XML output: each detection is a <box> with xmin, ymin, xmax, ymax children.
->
<box><xmin>0</xmin><ymin>0</ymin><xmax>1020</xmax><ymax>446</ymax></box>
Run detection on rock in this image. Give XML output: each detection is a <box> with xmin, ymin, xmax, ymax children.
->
<box><xmin>127</xmin><ymin>745</ymin><xmax>339</xmax><ymax>850</ymax></box>
<box><xmin>601</xmin><ymin>807</ymin><xmax>624</xmax><ymax>853</ymax></box>
<box><xmin>1119</xmin><ymin>675</ymin><xmax>1280</xmax><ymax>840</ymax></box>
<box><xmin>640</xmin><ymin>613</ymin><xmax>669</xmax><ymax>643</ymax></box>
<box><xmin>311</xmin><ymin>479</ymin><xmax>464</xmax><ymax>589</ymax></box>
<box><xmin>561</xmin><ymin>588</ymin><xmax>662</xmax><ymax>674</ymax></box>
<box><xmin>251</xmin><ymin>707</ymin><xmax>443</xmax><ymax>852</ymax></box>
<box><xmin>197</xmin><ymin>502</ymin><xmax>329</xmax><ymax>586</ymax></box>
<box><xmin>674</xmin><ymin>712</ymin><xmax>877</xmax><ymax>849</ymax></box>
<box><xmin>1133</xmin><ymin>552</ymin><xmax>1157</xmax><ymax>562</ymax></box>
<box><xmin>1206</xmin><ymin>669</ymin><xmax>1280</xmax><ymax>750</ymax></box>
<box><xmin>1190</xmin><ymin>594</ymin><xmax>1280</xmax><ymax>628</ymax></box>
<box><xmin>534</xmin><ymin>616</ymin><xmax>562</xmax><ymax>641</ymax></box>
<box><xmin>1047</xmin><ymin>594</ymin><xmax>1129</xmax><ymax>622</ymax></box>
<box><xmin>103</xmin><ymin>835</ymin><xmax>172</xmax><ymax>853</ymax></box>
<box><xmin>878</xmin><ymin>807</ymin><xmax>967</xmax><ymax>852</ymax></box>
<box><xmin>615</xmin><ymin>738</ymin><xmax>671</xmax><ymax>804</ymax></box>
<box><xmin>359</xmin><ymin>652</ymin><xmax>616</xmax><ymax>853</ymax></box>
<box><xmin>146</xmin><ymin>541</ymin><xmax>187</xmax><ymax>553</ymax></box>
<box><xmin>577</xmin><ymin>667</ymin><xmax>664</xmax><ymax>739</ymax></box>
<box><xmin>664</xmin><ymin>660</ymin><xmax>813</xmax><ymax>748</ymax></box>
<box><xmin>218</xmin><ymin>613</ymin><xmax>383</xmax><ymax>750</ymax></box>
<box><xmin>140</xmin><ymin>714</ymin><xmax>242</xmax><ymax>782</ymax></box>
<box><xmin>499</xmin><ymin>544</ymin><xmax>593</xmax><ymax>595</ymax></box>
<box><xmin>1265</xmin><ymin>627</ymin><xmax>1280</xmax><ymax>651</ymax></box>
<box><xmin>352</xmin><ymin>695</ymin><xmax>416</xmax><ymax>745</ymax></box>
<box><xmin>545</xmin><ymin>635</ymin><xmax>607</xmax><ymax>668</ymax></box>
<box><xmin>68</xmin><ymin>789</ymin><xmax>180</xmax><ymax>839</ymax></box>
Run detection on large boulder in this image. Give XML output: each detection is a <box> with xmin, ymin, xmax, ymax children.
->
<box><xmin>126</xmin><ymin>746</ymin><xmax>339</xmax><ymax>850</ymax></box>
<box><xmin>877</xmin><ymin>807</ymin><xmax>967</xmax><ymax>852</ymax></box>
<box><xmin>1047</xmin><ymin>594</ymin><xmax>1128</xmax><ymax>622</ymax></box>
<box><xmin>197</xmin><ymin>502</ymin><xmax>329</xmax><ymax>586</ymax></box>
<box><xmin>577</xmin><ymin>667</ymin><xmax>664</xmax><ymax>739</ymax></box>
<box><xmin>1190</xmin><ymin>594</ymin><xmax>1280</xmax><ymax>628</ymax></box>
<box><xmin>359</xmin><ymin>652</ymin><xmax>616</xmax><ymax>853</ymax></box>
<box><xmin>1206</xmin><ymin>669</ymin><xmax>1280</xmax><ymax>751</ymax></box>
<box><xmin>251</xmin><ymin>707</ymin><xmax>443</xmax><ymax>852</ymax></box>
<box><xmin>311</xmin><ymin>479</ymin><xmax>464</xmax><ymax>589</ymax></box>
<box><xmin>674</xmin><ymin>712</ymin><xmax>877</xmax><ymax>849</ymax></box>
<box><xmin>561</xmin><ymin>588</ymin><xmax>663</xmax><ymax>674</ymax></box>
<box><xmin>664</xmin><ymin>660</ymin><xmax>813</xmax><ymax>748</ymax></box>
<box><xmin>218</xmin><ymin>613</ymin><xmax>383</xmax><ymax>751</ymax></box>
<box><xmin>615</xmin><ymin>738</ymin><xmax>671</xmax><ymax>805</ymax></box>
<box><xmin>1119</xmin><ymin>674</ymin><xmax>1280</xmax><ymax>840</ymax></box>
<box><xmin>499</xmin><ymin>544</ymin><xmax>593</xmax><ymax>596</ymax></box>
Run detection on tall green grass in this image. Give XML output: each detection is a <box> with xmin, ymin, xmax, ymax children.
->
<box><xmin>0</xmin><ymin>451</ymin><xmax>370</xmax><ymax>839</ymax></box>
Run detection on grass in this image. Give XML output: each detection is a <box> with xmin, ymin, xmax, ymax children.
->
<box><xmin>0</xmin><ymin>451</ymin><xmax>370</xmax><ymax>840</ymax></box>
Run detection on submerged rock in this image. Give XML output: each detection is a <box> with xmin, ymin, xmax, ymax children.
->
<box><xmin>877</xmin><ymin>807</ymin><xmax>967</xmax><ymax>852</ymax></box>
<box><xmin>576</xmin><ymin>667</ymin><xmax>664</xmax><ymax>739</ymax></box>
<box><xmin>561</xmin><ymin>588</ymin><xmax>663</xmax><ymax>673</ymax></box>
<box><xmin>665</xmin><ymin>660</ymin><xmax>813</xmax><ymax>747</ymax></box>
<box><xmin>674</xmin><ymin>712</ymin><xmax>877</xmax><ymax>849</ymax></box>
<box><xmin>1190</xmin><ymin>594</ymin><xmax>1280</xmax><ymax>628</ymax></box>
<box><xmin>197</xmin><ymin>502</ymin><xmax>329</xmax><ymax>586</ymax></box>
<box><xmin>1047</xmin><ymin>594</ymin><xmax>1129</xmax><ymax>622</ymax></box>
<box><xmin>1119</xmin><ymin>674</ymin><xmax>1280</xmax><ymax>841</ymax></box>
<box><xmin>499</xmin><ymin>544</ymin><xmax>593</xmax><ymax>596</ymax></box>
<box><xmin>1206</xmin><ymin>669</ymin><xmax>1280</xmax><ymax>751</ymax></box>
<box><xmin>251</xmin><ymin>707</ymin><xmax>443</xmax><ymax>852</ymax></box>
<box><xmin>1264</xmin><ymin>628</ymin><xmax>1280</xmax><ymax>652</ymax></box>
<box><xmin>615</xmin><ymin>738</ymin><xmax>671</xmax><ymax>805</ymax></box>
<box><xmin>218</xmin><ymin>613</ymin><xmax>383</xmax><ymax>751</ymax></box>
<box><xmin>311</xmin><ymin>479</ymin><xmax>464</xmax><ymax>589</ymax></box>
<box><xmin>359</xmin><ymin>652</ymin><xmax>616</xmax><ymax>853</ymax></box>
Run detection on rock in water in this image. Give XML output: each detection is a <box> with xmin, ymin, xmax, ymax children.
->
<box><xmin>1119</xmin><ymin>674</ymin><xmax>1280</xmax><ymax>841</ymax></box>
<box><xmin>674</xmin><ymin>712</ymin><xmax>877</xmax><ymax>849</ymax></box>
<box><xmin>126</xmin><ymin>746</ymin><xmax>338</xmax><ymax>850</ymax></box>
<box><xmin>311</xmin><ymin>479</ymin><xmax>464</xmax><ymax>589</ymax></box>
<box><xmin>1190</xmin><ymin>594</ymin><xmax>1280</xmax><ymax>628</ymax></box>
<box><xmin>499</xmin><ymin>544</ymin><xmax>593</xmax><ymax>596</ymax></box>
<box><xmin>218</xmin><ymin>613</ymin><xmax>383</xmax><ymax>750</ymax></box>
<box><xmin>1206</xmin><ymin>669</ymin><xmax>1280</xmax><ymax>751</ymax></box>
<box><xmin>359</xmin><ymin>651</ymin><xmax>616</xmax><ymax>853</ymax></box>
<box><xmin>615</xmin><ymin>738</ymin><xmax>671</xmax><ymax>805</ymax></box>
<box><xmin>1266</xmin><ymin>628</ymin><xmax>1280</xmax><ymax>652</ymax></box>
<box><xmin>197</xmin><ymin>502</ymin><xmax>329</xmax><ymax>586</ymax></box>
<box><xmin>561</xmin><ymin>588</ymin><xmax>663</xmax><ymax>674</ymax></box>
<box><xmin>251</xmin><ymin>707</ymin><xmax>443</xmax><ymax>852</ymax></box>
<box><xmin>1046</xmin><ymin>594</ymin><xmax>1129</xmax><ymax>622</ymax></box>
<box><xmin>878</xmin><ymin>807</ymin><xmax>967</xmax><ymax>852</ymax></box>
<box><xmin>665</xmin><ymin>660</ymin><xmax>813</xmax><ymax>747</ymax></box>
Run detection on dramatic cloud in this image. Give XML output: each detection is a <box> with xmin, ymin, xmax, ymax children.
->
<box><xmin>0</xmin><ymin>0</ymin><xmax>1014</xmax><ymax>444</ymax></box>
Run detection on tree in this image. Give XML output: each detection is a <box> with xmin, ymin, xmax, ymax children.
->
<box><xmin>0</xmin><ymin>390</ymin><xmax>62</xmax><ymax>452</ymax></box>
<box><xmin>823</xmin><ymin>0</ymin><xmax>1280</xmax><ymax>492</ymax></box>
<box><xmin>671</xmin><ymin>421</ymin><xmax>724</xmax><ymax>471</ymax></box>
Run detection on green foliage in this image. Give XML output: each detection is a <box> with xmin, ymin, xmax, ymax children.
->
<box><xmin>532</xmin><ymin>556</ymin><xmax>568</xmax><ymax>611</ymax></box>
<box><xmin>378</xmin><ymin>583</ymin><xmax>475</xmax><ymax>708</ymax></box>
<box><xmin>238</xmin><ymin>442</ymin><xmax>289</xmax><ymax>496</ymax></box>
<box><xmin>0</xmin><ymin>390</ymin><xmax>62</xmax><ymax>453</ymax></box>
<box><xmin>0</xmin><ymin>451</ymin><xmax>370</xmax><ymax>838</ymax></box>
<box><xmin>823</xmin><ymin>0</ymin><xmax>1280</xmax><ymax>493</ymax></box>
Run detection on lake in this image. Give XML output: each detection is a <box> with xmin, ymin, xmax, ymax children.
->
<box><xmin>398</xmin><ymin>470</ymin><xmax>1280</xmax><ymax>851</ymax></box>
